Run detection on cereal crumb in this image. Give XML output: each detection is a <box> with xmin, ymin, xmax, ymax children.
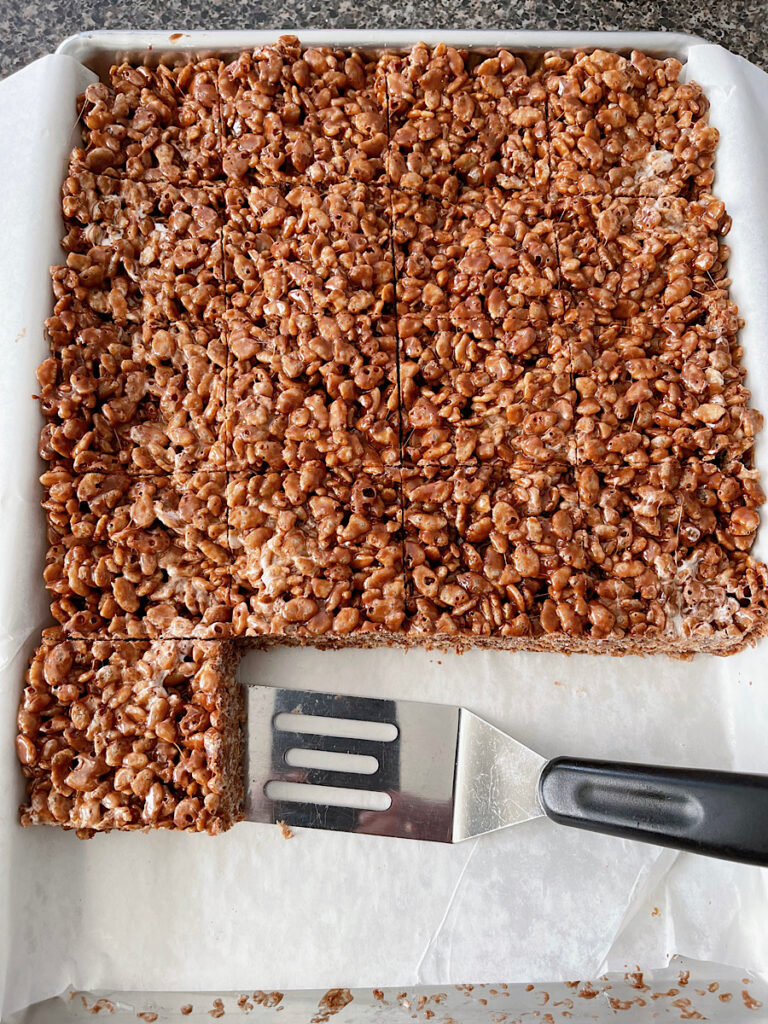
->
<box><xmin>609</xmin><ymin>998</ymin><xmax>634</xmax><ymax>1011</ymax></box>
<box><xmin>210</xmin><ymin>998</ymin><xmax>225</xmax><ymax>1019</ymax></box>
<box><xmin>253</xmin><ymin>993</ymin><xmax>283</xmax><ymax>1008</ymax></box>
<box><xmin>743</xmin><ymin>989</ymin><xmax>763</xmax><ymax>1010</ymax></box>
<box><xmin>181</xmin><ymin>1008</ymin><xmax>194</xmax><ymax>1017</ymax></box>
<box><xmin>311</xmin><ymin>989</ymin><xmax>353</xmax><ymax>1022</ymax></box>
<box><xmin>625</xmin><ymin>973</ymin><xmax>647</xmax><ymax>991</ymax></box>
<box><xmin>578</xmin><ymin>983</ymin><xmax>599</xmax><ymax>999</ymax></box>
<box><xmin>278</xmin><ymin>820</ymin><xmax>294</xmax><ymax>840</ymax></box>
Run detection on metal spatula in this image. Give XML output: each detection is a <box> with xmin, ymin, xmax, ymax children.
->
<box><xmin>245</xmin><ymin>686</ymin><xmax>768</xmax><ymax>865</ymax></box>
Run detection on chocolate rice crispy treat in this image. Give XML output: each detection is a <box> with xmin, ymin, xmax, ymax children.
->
<box><xmin>52</xmin><ymin>176</ymin><xmax>226</xmax><ymax>327</ymax></box>
<box><xmin>225</xmin><ymin>309</ymin><xmax>400</xmax><ymax>473</ymax></box>
<box><xmin>402</xmin><ymin>461</ymin><xmax>768</xmax><ymax>652</ymax></box>
<box><xmin>228</xmin><ymin>465</ymin><xmax>405</xmax><ymax>639</ymax></box>
<box><xmin>17</xmin><ymin>635</ymin><xmax>244</xmax><ymax>835</ymax></box>
<box><xmin>382</xmin><ymin>43</ymin><xmax>549</xmax><ymax>198</ymax></box>
<box><xmin>554</xmin><ymin>193</ymin><xmax>735</xmax><ymax>334</ymax></box>
<box><xmin>545</xmin><ymin>49</ymin><xmax>717</xmax><ymax>200</ymax></box>
<box><xmin>567</xmin><ymin>316</ymin><xmax>761</xmax><ymax>470</ymax></box>
<box><xmin>575</xmin><ymin>461</ymin><xmax>768</xmax><ymax>650</ymax></box>
<box><xmin>393</xmin><ymin>189</ymin><xmax>563</xmax><ymax>335</ymax></box>
<box><xmin>400</xmin><ymin>320</ymin><xmax>575</xmax><ymax>468</ymax></box>
<box><xmin>222</xmin><ymin>180</ymin><xmax>393</xmax><ymax>319</ymax></box>
<box><xmin>42</xmin><ymin>469</ymin><xmax>232</xmax><ymax>639</ymax></box>
<box><xmin>402</xmin><ymin>463</ymin><xmax>587</xmax><ymax>639</ymax></box>
<box><xmin>70</xmin><ymin>59</ymin><xmax>224</xmax><ymax>185</ymax></box>
<box><xmin>37</xmin><ymin>319</ymin><xmax>228</xmax><ymax>477</ymax></box>
<box><xmin>221</xmin><ymin>180</ymin><xmax>398</xmax><ymax>471</ymax></box>
<box><xmin>219</xmin><ymin>37</ymin><xmax>388</xmax><ymax>189</ymax></box>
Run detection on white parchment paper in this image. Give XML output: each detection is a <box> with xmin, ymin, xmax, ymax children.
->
<box><xmin>2</xmin><ymin>41</ymin><xmax>768</xmax><ymax>1021</ymax></box>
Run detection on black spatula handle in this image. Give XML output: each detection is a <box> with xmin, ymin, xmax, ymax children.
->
<box><xmin>538</xmin><ymin>758</ymin><xmax>768</xmax><ymax>866</ymax></box>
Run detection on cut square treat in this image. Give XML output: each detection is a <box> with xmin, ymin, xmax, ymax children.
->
<box><xmin>575</xmin><ymin>460</ymin><xmax>768</xmax><ymax>650</ymax></box>
<box><xmin>382</xmin><ymin>43</ymin><xmax>549</xmax><ymax>199</ymax></box>
<box><xmin>554</xmin><ymin>193</ymin><xmax>735</xmax><ymax>334</ymax></box>
<box><xmin>37</xmin><ymin>319</ymin><xmax>228</xmax><ymax>476</ymax></box>
<box><xmin>400</xmin><ymin>319</ymin><xmax>575</xmax><ymax>467</ymax></box>
<box><xmin>223</xmin><ymin>181</ymin><xmax>392</xmax><ymax>268</ymax></box>
<box><xmin>70</xmin><ymin>59</ymin><xmax>224</xmax><ymax>185</ymax></box>
<box><xmin>567</xmin><ymin>316</ymin><xmax>760</xmax><ymax>470</ymax></box>
<box><xmin>225</xmin><ymin>309</ymin><xmax>400</xmax><ymax>473</ymax></box>
<box><xmin>402</xmin><ymin>463</ymin><xmax>589</xmax><ymax>641</ymax></box>
<box><xmin>223</xmin><ymin>181</ymin><xmax>394</xmax><ymax>319</ymax></box>
<box><xmin>17</xmin><ymin>636</ymin><xmax>244</xmax><ymax>835</ymax></box>
<box><xmin>42</xmin><ymin>469</ymin><xmax>232</xmax><ymax>639</ymax></box>
<box><xmin>393</xmin><ymin>189</ymin><xmax>563</xmax><ymax>342</ymax></box>
<box><xmin>544</xmin><ymin>49</ymin><xmax>717</xmax><ymax>199</ymax></box>
<box><xmin>219</xmin><ymin>37</ymin><xmax>388</xmax><ymax>188</ymax></box>
<box><xmin>53</xmin><ymin>178</ymin><xmax>226</xmax><ymax>327</ymax></box>
<box><xmin>228</xmin><ymin>465</ymin><xmax>405</xmax><ymax>639</ymax></box>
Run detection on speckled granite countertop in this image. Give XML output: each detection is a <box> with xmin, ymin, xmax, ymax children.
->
<box><xmin>0</xmin><ymin>0</ymin><xmax>765</xmax><ymax>78</ymax></box>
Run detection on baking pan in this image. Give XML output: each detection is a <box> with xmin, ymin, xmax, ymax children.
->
<box><xmin>3</xmin><ymin>28</ymin><xmax>768</xmax><ymax>1021</ymax></box>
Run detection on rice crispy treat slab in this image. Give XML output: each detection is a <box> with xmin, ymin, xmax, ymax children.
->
<box><xmin>69</xmin><ymin>59</ymin><xmax>224</xmax><ymax>185</ymax></box>
<box><xmin>381</xmin><ymin>43</ymin><xmax>549</xmax><ymax>199</ymax></box>
<box><xmin>219</xmin><ymin>36</ymin><xmax>388</xmax><ymax>189</ymax></box>
<box><xmin>222</xmin><ymin>181</ymin><xmax>399</xmax><ymax>472</ymax></box>
<box><xmin>42</xmin><ymin>469</ymin><xmax>232</xmax><ymax>639</ymax></box>
<box><xmin>51</xmin><ymin>176</ymin><xmax>226</xmax><ymax>327</ymax></box>
<box><xmin>544</xmin><ymin>48</ymin><xmax>717</xmax><ymax>200</ymax></box>
<box><xmin>227</xmin><ymin>465</ymin><xmax>405</xmax><ymax>640</ymax></box>
<box><xmin>393</xmin><ymin>188</ymin><xmax>573</xmax><ymax>466</ymax></box>
<box><xmin>17</xmin><ymin>636</ymin><xmax>244</xmax><ymax>836</ymax></box>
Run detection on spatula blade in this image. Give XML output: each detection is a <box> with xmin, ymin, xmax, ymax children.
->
<box><xmin>245</xmin><ymin>685</ymin><xmax>460</xmax><ymax>842</ymax></box>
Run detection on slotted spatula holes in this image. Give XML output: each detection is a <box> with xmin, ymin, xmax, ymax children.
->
<box><xmin>274</xmin><ymin>711</ymin><xmax>398</xmax><ymax>743</ymax></box>
<box><xmin>264</xmin><ymin>781</ymin><xmax>392</xmax><ymax>811</ymax></box>
<box><xmin>284</xmin><ymin>748</ymin><xmax>380</xmax><ymax>775</ymax></box>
